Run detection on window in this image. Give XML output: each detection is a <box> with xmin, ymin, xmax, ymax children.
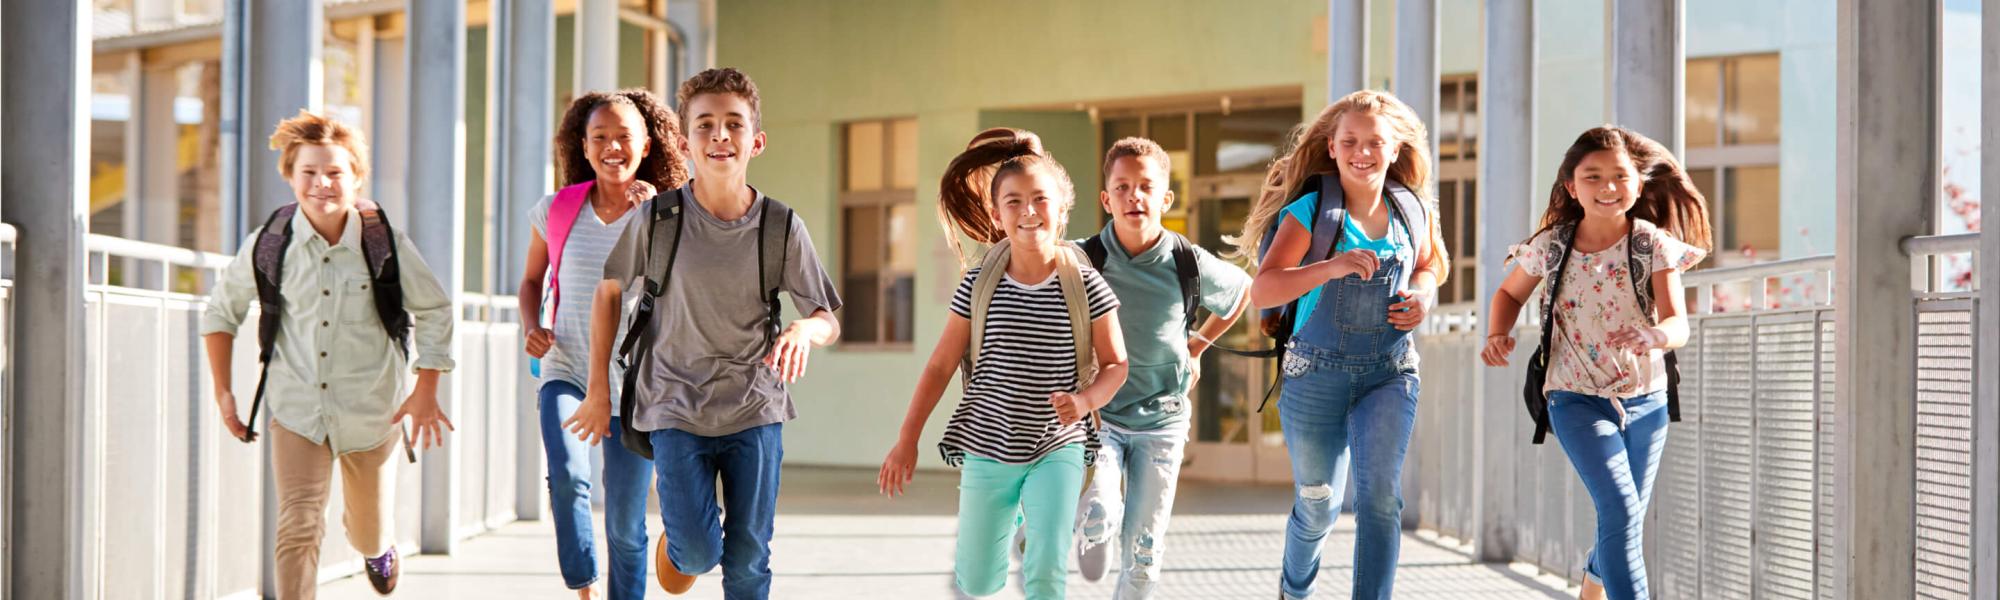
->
<box><xmin>839</xmin><ymin>118</ymin><xmax>919</xmax><ymax>347</ymax></box>
<box><xmin>1686</xmin><ymin>53</ymin><xmax>1782</xmax><ymax>266</ymax></box>
<box><xmin>1434</xmin><ymin>76</ymin><xmax>1480</xmax><ymax>304</ymax></box>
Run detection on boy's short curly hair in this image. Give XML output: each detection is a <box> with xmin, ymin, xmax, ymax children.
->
<box><xmin>676</xmin><ymin>67</ymin><xmax>762</xmax><ymax>130</ymax></box>
<box><xmin>269</xmin><ymin>109</ymin><xmax>370</xmax><ymax>179</ymax></box>
<box><xmin>1101</xmin><ymin>137</ymin><xmax>1172</xmax><ymax>185</ymax></box>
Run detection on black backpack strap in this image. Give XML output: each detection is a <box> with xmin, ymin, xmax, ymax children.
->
<box><xmin>1383</xmin><ymin>179</ymin><xmax>1431</xmax><ymax>265</ymax></box>
<box><xmin>1081</xmin><ymin>235</ymin><xmax>1109</xmax><ymax>272</ymax></box>
<box><xmin>613</xmin><ymin>188</ymin><xmax>689</xmax><ymax>460</ymax></box>
<box><xmin>355</xmin><ymin>200</ymin><xmax>411</xmax><ymax>357</ymax></box>
<box><xmin>245</xmin><ymin>204</ymin><xmax>299</xmax><ymax>442</ymax></box>
<box><xmin>759</xmin><ymin>196</ymin><xmax>795</xmax><ymax>350</ymax></box>
<box><xmin>1530</xmin><ymin>223</ymin><xmax>1580</xmax><ymax>444</ymax></box>
<box><xmin>1623</xmin><ymin>220</ymin><xmax>1682</xmax><ymax>422</ymax></box>
<box><xmin>1170</xmin><ymin>233</ymin><xmax>1202</xmax><ymax>334</ymax></box>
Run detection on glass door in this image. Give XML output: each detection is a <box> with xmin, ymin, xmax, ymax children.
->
<box><xmin>1180</xmin><ymin>173</ymin><xmax>1293</xmax><ymax>484</ymax></box>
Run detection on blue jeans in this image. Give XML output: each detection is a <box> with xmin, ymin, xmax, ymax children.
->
<box><xmin>1076</xmin><ymin>427</ymin><xmax>1186</xmax><ymax>599</ymax></box>
<box><xmin>1276</xmin><ymin>344</ymin><xmax>1420</xmax><ymax>600</ymax></box>
<box><xmin>539</xmin><ymin>381</ymin><xmax>653</xmax><ymax>599</ymax></box>
<box><xmin>1548</xmin><ymin>390</ymin><xmax>1670</xmax><ymax>600</ymax></box>
<box><xmin>650</xmin><ymin>423</ymin><xmax>784</xmax><ymax>600</ymax></box>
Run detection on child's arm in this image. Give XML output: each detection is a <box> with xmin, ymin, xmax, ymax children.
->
<box><xmin>200</xmin><ymin>234</ymin><xmax>260</xmax><ymax>442</ymax></box>
<box><xmin>393</xmin><ymin>231</ymin><xmax>459</xmax><ymax>449</ymax></box>
<box><xmin>1609</xmin><ymin>269</ymin><xmax>1692</xmax><ymax>353</ymax></box>
<box><xmin>878</xmin><ymin>314</ymin><xmax>972</xmax><ymax>498</ymax></box>
<box><xmin>1188</xmin><ymin>290</ymin><xmax>1248</xmax><ymax>358</ymax></box>
<box><xmin>1250</xmin><ymin>218</ymin><xmax>1377</xmax><ymax>309</ymax></box>
<box><xmin>1480</xmin><ymin>265</ymin><xmax>1544</xmax><ymax>367</ymax></box>
<box><xmin>518</xmin><ymin>230</ymin><xmax>553</xmax><ymax>358</ymax></box>
<box><xmin>563</xmin><ymin>277</ymin><xmax>625</xmax><ymax>446</ymax></box>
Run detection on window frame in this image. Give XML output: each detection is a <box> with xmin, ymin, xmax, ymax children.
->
<box><xmin>1684</xmin><ymin>53</ymin><xmax>1783</xmax><ymax>268</ymax></box>
<box><xmin>837</xmin><ymin>117</ymin><xmax>918</xmax><ymax>351</ymax></box>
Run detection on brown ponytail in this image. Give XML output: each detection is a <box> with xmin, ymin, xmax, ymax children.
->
<box><xmin>936</xmin><ymin>128</ymin><xmax>1076</xmax><ymax>266</ymax></box>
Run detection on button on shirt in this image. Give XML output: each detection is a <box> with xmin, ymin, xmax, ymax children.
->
<box><xmin>202</xmin><ymin>206</ymin><xmax>456</xmax><ymax>454</ymax></box>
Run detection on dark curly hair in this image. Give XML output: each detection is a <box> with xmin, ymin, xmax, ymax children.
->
<box><xmin>554</xmin><ymin>89</ymin><xmax>689</xmax><ymax>189</ymax></box>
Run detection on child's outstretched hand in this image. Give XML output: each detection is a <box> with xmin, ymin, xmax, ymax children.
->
<box><xmin>764</xmin><ymin>323</ymin><xmax>816</xmax><ymax>383</ymax></box>
<box><xmin>1050</xmin><ymin>391</ymin><xmax>1091</xmax><ymax>426</ymax></box>
<box><xmin>878</xmin><ymin>440</ymin><xmax>918</xmax><ymax>498</ymax></box>
<box><xmin>1607</xmin><ymin>324</ymin><xmax>1666</xmax><ymax>355</ymax></box>
<box><xmin>1480</xmin><ymin>334</ymin><xmax>1516</xmax><ymax>366</ymax></box>
<box><xmin>394</xmin><ymin>388</ymin><xmax>456</xmax><ymax>451</ymax></box>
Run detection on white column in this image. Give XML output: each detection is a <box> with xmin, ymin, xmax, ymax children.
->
<box><xmin>1975</xmin><ymin>2</ymin><xmax>2000</xmax><ymax>597</ymax></box>
<box><xmin>1393</xmin><ymin>0</ymin><xmax>1438</xmax><ymax>165</ymax></box>
<box><xmin>491</xmin><ymin>0</ymin><xmax>556</xmax><ymax>521</ymax></box>
<box><xmin>408</xmin><ymin>0</ymin><xmax>468</xmax><ymax>555</ymax></box>
<box><xmin>370</xmin><ymin>34</ymin><xmax>410</xmax><ymax>226</ymax></box>
<box><xmin>2</xmin><ymin>1</ymin><xmax>93</xmax><ymax>597</ymax></box>
<box><xmin>138</xmin><ymin>62</ymin><xmax>183</xmax><ymax>249</ymax></box>
<box><xmin>576</xmin><ymin>0</ymin><xmax>619</xmax><ymax>93</ymax></box>
<box><xmin>1607</xmin><ymin>0</ymin><xmax>1683</xmax><ymax>154</ymax></box>
<box><xmin>1473</xmin><ymin>0</ymin><xmax>1533</xmax><ymax>564</ymax></box>
<box><xmin>242</xmin><ymin>0</ymin><xmax>322</xmax><ymax>229</ymax></box>
<box><xmin>1834</xmin><ymin>0</ymin><xmax>1931</xmax><ymax>597</ymax></box>
<box><xmin>667</xmin><ymin>0</ymin><xmax>717</xmax><ymax>91</ymax></box>
<box><xmin>1328</xmin><ymin>0</ymin><xmax>1368</xmax><ymax>100</ymax></box>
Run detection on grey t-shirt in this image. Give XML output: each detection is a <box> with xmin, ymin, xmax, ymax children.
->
<box><xmin>600</xmin><ymin>188</ymin><xmax>843</xmax><ymax>437</ymax></box>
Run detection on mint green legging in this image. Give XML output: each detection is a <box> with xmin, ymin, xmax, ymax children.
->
<box><xmin>956</xmin><ymin>444</ymin><xmax>1087</xmax><ymax>599</ymax></box>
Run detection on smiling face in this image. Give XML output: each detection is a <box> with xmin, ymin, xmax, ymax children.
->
<box><xmin>1564</xmin><ymin>148</ymin><xmax>1642</xmax><ymax>220</ymax></box>
<box><xmin>1098</xmin><ymin>155</ymin><xmax>1173</xmax><ymax>233</ymax></box>
<box><xmin>680</xmin><ymin>91</ymin><xmax>765</xmax><ymax>180</ymax></box>
<box><xmin>287</xmin><ymin>144</ymin><xmax>361</xmax><ymax>220</ymax></box>
<box><xmin>584</xmin><ymin>102</ymin><xmax>650</xmax><ymax>185</ymax></box>
<box><xmin>991</xmin><ymin>166</ymin><xmax>1070</xmax><ymax>248</ymax></box>
<box><xmin>1326</xmin><ymin>111</ymin><xmax>1401</xmax><ymax>191</ymax></box>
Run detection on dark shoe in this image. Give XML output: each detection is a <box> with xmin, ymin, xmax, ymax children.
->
<box><xmin>364</xmin><ymin>547</ymin><xmax>399</xmax><ymax>595</ymax></box>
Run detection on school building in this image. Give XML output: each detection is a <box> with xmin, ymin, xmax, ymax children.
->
<box><xmin>3</xmin><ymin>0</ymin><xmax>1994</xmax><ymax>598</ymax></box>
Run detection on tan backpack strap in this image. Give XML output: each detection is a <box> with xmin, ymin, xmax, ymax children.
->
<box><xmin>1054</xmin><ymin>243</ymin><xmax>1094</xmax><ymax>388</ymax></box>
<box><xmin>962</xmin><ymin>238</ymin><xmax>1014</xmax><ymax>389</ymax></box>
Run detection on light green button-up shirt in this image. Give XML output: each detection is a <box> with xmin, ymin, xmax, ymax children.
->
<box><xmin>202</xmin><ymin>206</ymin><xmax>456</xmax><ymax>454</ymax></box>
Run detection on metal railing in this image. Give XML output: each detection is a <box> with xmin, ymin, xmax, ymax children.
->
<box><xmin>0</xmin><ymin>223</ymin><xmax>14</xmax><ymax>597</ymax></box>
<box><xmin>62</xmin><ymin>234</ymin><xmax>527</xmax><ymax>598</ymax></box>
<box><xmin>1408</xmin><ymin>237</ymin><xmax>1988</xmax><ymax>600</ymax></box>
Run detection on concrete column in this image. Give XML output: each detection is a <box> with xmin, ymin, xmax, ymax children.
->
<box><xmin>1393</xmin><ymin>0</ymin><xmax>1438</xmax><ymax>166</ymax></box>
<box><xmin>408</xmin><ymin>0</ymin><xmax>468</xmax><ymax>555</ymax></box>
<box><xmin>667</xmin><ymin>0</ymin><xmax>717</xmax><ymax>91</ymax></box>
<box><xmin>2</xmin><ymin>1</ymin><xmax>93</xmax><ymax>597</ymax></box>
<box><xmin>1975</xmin><ymin>2</ymin><xmax>2000</xmax><ymax>597</ymax></box>
<box><xmin>1473</xmin><ymin>0</ymin><xmax>1533</xmax><ymax>564</ymax></box>
<box><xmin>371</xmin><ymin>34</ymin><xmax>410</xmax><ymax>226</ymax></box>
<box><xmin>491</xmin><ymin>0</ymin><xmax>555</xmax><ymax>521</ymax></box>
<box><xmin>138</xmin><ymin>62</ymin><xmax>183</xmax><ymax>249</ymax></box>
<box><xmin>1834</xmin><ymin>0</ymin><xmax>1932</xmax><ymax>597</ymax></box>
<box><xmin>242</xmin><ymin>0</ymin><xmax>322</xmax><ymax>232</ymax></box>
<box><xmin>576</xmin><ymin>0</ymin><xmax>619</xmax><ymax>94</ymax></box>
<box><xmin>1328</xmin><ymin>0</ymin><xmax>1368</xmax><ymax>100</ymax></box>
<box><xmin>1607</xmin><ymin>0</ymin><xmax>1683</xmax><ymax>155</ymax></box>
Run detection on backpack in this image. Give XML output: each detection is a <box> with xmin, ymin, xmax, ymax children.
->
<box><xmin>961</xmin><ymin>237</ymin><xmax>1101</xmax><ymax>493</ymax></box>
<box><xmin>242</xmin><ymin>200</ymin><xmax>410</xmax><ymax>442</ymax></box>
<box><xmin>1079</xmin><ymin>231</ymin><xmax>1203</xmax><ymax>335</ymax></box>
<box><xmin>612</xmin><ymin>187</ymin><xmax>794</xmax><ymax>459</ymax></box>
<box><xmin>1244</xmin><ymin>174</ymin><xmax>1434</xmax><ymax>410</ymax></box>
<box><xmin>530</xmin><ymin>182</ymin><xmax>604</xmax><ymax>378</ymax></box>
<box><xmin>1520</xmin><ymin>220</ymin><xmax>1683</xmax><ymax>444</ymax></box>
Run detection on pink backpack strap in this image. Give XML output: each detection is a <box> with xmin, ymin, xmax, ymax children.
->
<box><xmin>544</xmin><ymin>181</ymin><xmax>595</xmax><ymax>330</ymax></box>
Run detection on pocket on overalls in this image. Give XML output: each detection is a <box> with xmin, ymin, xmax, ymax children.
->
<box><xmin>1282</xmin><ymin>348</ymin><xmax>1313</xmax><ymax>379</ymax></box>
<box><xmin>1335</xmin><ymin>276</ymin><xmax>1391</xmax><ymax>355</ymax></box>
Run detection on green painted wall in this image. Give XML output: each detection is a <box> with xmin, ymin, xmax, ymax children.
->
<box><xmin>716</xmin><ymin>0</ymin><xmax>1330</xmax><ymax>468</ymax></box>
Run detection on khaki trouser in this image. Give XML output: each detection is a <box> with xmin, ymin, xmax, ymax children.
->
<box><xmin>271</xmin><ymin>423</ymin><xmax>398</xmax><ymax>600</ymax></box>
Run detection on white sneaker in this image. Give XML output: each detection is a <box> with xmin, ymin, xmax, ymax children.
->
<box><xmin>1076</xmin><ymin>535</ymin><xmax>1110</xmax><ymax>582</ymax></box>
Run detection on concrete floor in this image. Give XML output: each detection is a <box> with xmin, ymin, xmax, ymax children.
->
<box><xmin>322</xmin><ymin>466</ymin><xmax>1575</xmax><ymax>599</ymax></box>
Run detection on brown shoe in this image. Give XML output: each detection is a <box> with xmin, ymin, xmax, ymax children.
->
<box><xmin>654</xmin><ymin>534</ymin><xmax>697</xmax><ymax>594</ymax></box>
<box><xmin>364</xmin><ymin>547</ymin><xmax>399</xmax><ymax>595</ymax></box>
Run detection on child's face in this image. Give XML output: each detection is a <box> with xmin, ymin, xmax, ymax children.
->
<box><xmin>1326</xmin><ymin>112</ymin><xmax>1400</xmax><ymax>189</ymax></box>
<box><xmin>681</xmin><ymin>92</ymin><xmax>764</xmax><ymax>181</ymax></box>
<box><xmin>288</xmin><ymin>144</ymin><xmax>360</xmax><ymax>220</ymax></box>
<box><xmin>584</xmin><ymin>103</ymin><xmax>651</xmax><ymax>185</ymax></box>
<box><xmin>1098</xmin><ymin>155</ymin><xmax>1173</xmax><ymax>233</ymax></box>
<box><xmin>1564</xmin><ymin>149</ymin><xmax>1641</xmax><ymax>221</ymax></box>
<box><xmin>991</xmin><ymin>167</ymin><xmax>1069</xmax><ymax>248</ymax></box>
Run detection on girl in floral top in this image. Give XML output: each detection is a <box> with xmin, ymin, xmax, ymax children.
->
<box><xmin>1480</xmin><ymin>126</ymin><xmax>1712</xmax><ymax>600</ymax></box>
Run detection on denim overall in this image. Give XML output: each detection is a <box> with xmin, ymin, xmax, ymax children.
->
<box><xmin>1276</xmin><ymin>253</ymin><xmax>1423</xmax><ymax>600</ymax></box>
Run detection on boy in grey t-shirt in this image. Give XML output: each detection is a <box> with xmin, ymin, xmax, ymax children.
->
<box><xmin>567</xmin><ymin>69</ymin><xmax>842</xmax><ymax>599</ymax></box>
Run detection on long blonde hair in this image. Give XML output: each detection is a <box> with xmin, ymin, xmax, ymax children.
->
<box><xmin>1226</xmin><ymin>90</ymin><xmax>1435</xmax><ymax>263</ymax></box>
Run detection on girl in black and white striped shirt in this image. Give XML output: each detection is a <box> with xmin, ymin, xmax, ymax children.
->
<box><xmin>876</xmin><ymin>128</ymin><xmax>1128</xmax><ymax>599</ymax></box>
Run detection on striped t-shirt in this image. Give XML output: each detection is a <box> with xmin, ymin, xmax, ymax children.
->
<box><xmin>942</xmin><ymin>264</ymin><xmax>1119</xmax><ymax>467</ymax></box>
<box><xmin>530</xmin><ymin>192</ymin><xmax>638</xmax><ymax>414</ymax></box>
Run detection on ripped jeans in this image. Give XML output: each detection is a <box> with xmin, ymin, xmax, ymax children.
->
<box><xmin>1276</xmin><ymin>342</ymin><xmax>1421</xmax><ymax>600</ymax></box>
<box><xmin>1075</xmin><ymin>426</ymin><xmax>1188</xmax><ymax>599</ymax></box>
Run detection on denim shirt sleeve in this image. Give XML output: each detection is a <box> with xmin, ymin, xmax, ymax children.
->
<box><xmin>393</xmin><ymin>229</ymin><xmax>457</xmax><ymax>372</ymax></box>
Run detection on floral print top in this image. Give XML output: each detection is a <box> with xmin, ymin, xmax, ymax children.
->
<box><xmin>1508</xmin><ymin>220</ymin><xmax>1705</xmax><ymax>399</ymax></box>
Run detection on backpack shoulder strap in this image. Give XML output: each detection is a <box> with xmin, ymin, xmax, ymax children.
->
<box><xmin>1311</xmin><ymin>173</ymin><xmax>1348</xmax><ymax>263</ymax></box>
<box><xmin>1081</xmin><ymin>235</ymin><xmax>1109</xmax><ymax>272</ymax></box>
<box><xmin>544</xmin><ymin>182</ymin><xmax>596</xmax><ymax>318</ymax></box>
<box><xmin>1055</xmin><ymin>245</ymin><xmax>1096</xmax><ymax>389</ymax></box>
<box><xmin>758</xmin><ymin>196</ymin><xmax>796</xmax><ymax>350</ymax></box>
<box><xmin>961</xmin><ymin>238</ymin><xmax>1015</xmax><ymax>388</ymax></box>
<box><xmin>1625</xmin><ymin>219</ymin><xmax>1661</xmax><ymax>314</ymax></box>
<box><xmin>355</xmin><ymin>199</ymin><xmax>411</xmax><ymax>356</ymax></box>
<box><xmin>1170</xmin><ymin>233</ymin><xmax>1201</xmax><ymax>333</ymax></box>
<box><xmin>252</xmin><ymin>204</ymin><xmax>299</xmax><ymax>362</ymax></box>
<box><xmin>1383</xmin><ymin>179</ymin><xmax>1432</xmax><ymax>267</ymax></box>
<box><xmin>641</xmin><ymin>187</ymin><xmax>688</xmax><ymax>298</ymax></box>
